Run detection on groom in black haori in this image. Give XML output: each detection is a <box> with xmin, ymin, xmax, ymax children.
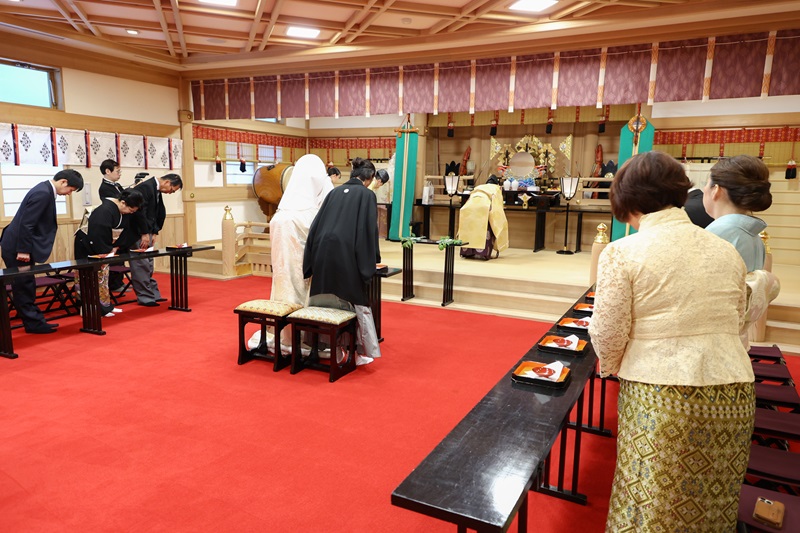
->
<box><xmin>303</xmin><ymin>157</ymin><xmax>382</xmax><ymax>365</ymax></box>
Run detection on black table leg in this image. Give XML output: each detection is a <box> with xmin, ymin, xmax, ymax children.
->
<box><xmin>575</xmin><ymin>211</ymin><xmax>585</xmax><ymax>253</ymax></box>
<box><xmin>402</xmin><ymin>246</ymin><xmax>415</xmax><ymax>301</ymax></box>
<box><xmin>78</xmin><ymin>266</ymin><xmax>105</xmax><ymax>335</ymax></box>
<box><xmin>422</xmin><ymin>205</ymin><xmax>431</xmax><ymax>238</ymax></box>
<box><xmin>534</xmin><ymin>210</ymin><xmax>547</xmax><ymax>252</ymax></box>
<box><xmin>0</xmin><ymin>284</ymin><xmax>18</xmax><ymax>359</ymax></box>
<box><xmin>169</xmin><ymin>252</ymin><xmax>191</xmax><ymax>311</ymax></box>
<box><xmin>442</xmin><ymin>244</ymin><xmax>455</xmax><ymax>306</ymax></box>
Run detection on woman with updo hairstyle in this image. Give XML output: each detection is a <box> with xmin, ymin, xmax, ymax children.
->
<box><xmin>303</xmin><ymin>157</ymin><xmax>382</xmax><ymax>366</ymax></box>
<box><xmin>589</xmin><ymin>151</ymin><xmax>755</xmax><ymax>532</ymax></box>
<box><xmin>703</xmin><ymin>155</ymin><xmax>772</xmax><ymax>271</ymax></box>
<box><xmin>74</xmin><ymin>188</ymin><xmax>144</xmax><ymax>316</ymax></box>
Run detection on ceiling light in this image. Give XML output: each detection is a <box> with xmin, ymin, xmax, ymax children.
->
<box><xmin>126</xmin><ymin>29</ymin><xmax>139</xmax><ymax>35</ymax></box>
<box><xmin>198</xmin><ymin>0</ymin><xmax>237</xmax><ymax>7</ymax></box>
<box><xmin>509</xmin><ymin>0</ymin><xmax>557</xmax><ymax>12</ymax></box>
<box><xmin>287</xmin><ymin>26</ymin><xmax>320</xmax><ymax>39</ymax></box>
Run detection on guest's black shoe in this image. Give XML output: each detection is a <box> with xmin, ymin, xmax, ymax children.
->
<box><xmin>46</xmin><ymin>322</ymin><xmax>59</xmax><ymax>328</ymax></box>
<box><xmin>138</xmin><ymin>301</ymin><xmax>160</xmax><ymax>307</ymax></box>
<box><xmin>25</xmin><ymin>324</ymin><xmax>57</xmax><ymax>334</ymax></box>
<box><xmin>155</xmin><ymin>297</ymin><xmax>167</xmax><ymax>302</ymax></box>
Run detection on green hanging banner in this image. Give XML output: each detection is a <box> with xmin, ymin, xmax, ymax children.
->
<box><xmin>611</xmin><ymin>110</ymin><xmax>655</xmax><ymax>241</ymax></box>
<box><xmin>389</xmin><ymin>115</ymin><xmax>419</xmax><ymax>241</ymax></box>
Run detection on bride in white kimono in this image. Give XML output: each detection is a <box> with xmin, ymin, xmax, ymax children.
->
<box><xmin>248</xmin><ymin>154</ymin><xmax>333</xmax><ymax>353</ymax></box>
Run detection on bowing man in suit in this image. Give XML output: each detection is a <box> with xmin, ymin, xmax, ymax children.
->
<box><xmin>129</xmin><ymin>173</ymin><xmax>182</xmax><ymax>307</ymax></box>
<box><xmin>98</xmin><ymin>159</ymin><xmax>125</xmax><ymax>201</ymax></box>
<box><xmin>0</xmin><ymin>169</ymin><xmax>84</xmax><ymax>333</ymax></box>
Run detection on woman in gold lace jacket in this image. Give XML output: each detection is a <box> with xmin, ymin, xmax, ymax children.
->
<box><xmin>589</xmin><ymin>151</ymin><xmax>755</xmax><ymax>532</ymax></box>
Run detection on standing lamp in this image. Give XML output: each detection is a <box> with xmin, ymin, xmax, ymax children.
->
<box><xmin>444</xmin><ymin>173</ymin><xmax>461</xmax><ymax>237</ymax></box>
<box><xmin>556</xmin><ymin>176</ymin><xmax>581</xmax><ymax>255</ymax></box>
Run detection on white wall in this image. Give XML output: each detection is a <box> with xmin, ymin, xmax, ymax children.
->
<box><xmin>309</xmin><ymin>113</ymin><xmax>403</xmax><ymax>130</ymax></box>
<box><xmin>652</xmin><ymin>95</ymin><xmax>800</xmax><ymax>118</ymax></box>
<box><xmin>195</xmin><ymin>200</ymin><xmax>263</xmax><ymax>242</ymax></box>
<box><xmin>62</xmin><ymin>68</ymin><xmax>180</xmax><ymax>126</ymax></box>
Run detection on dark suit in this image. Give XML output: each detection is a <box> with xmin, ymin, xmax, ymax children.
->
<box><xmin>129</xmin><ymin>177</ymin><xmax>165</xmax><ymax>304</ymax></box>
<box><xmin>0</xmin><ymin>181</ymin><xmax>58</xmax><ymax>329</ymax></box>
<box><xmin>99</xmin><ymin>178</ymin><xmax>124</xmax><ymax>201</ymax></box>
<box><xmin>684</xmin><ymin>189</ymin><xmax>714</xmax><ymax>229</ymax></box>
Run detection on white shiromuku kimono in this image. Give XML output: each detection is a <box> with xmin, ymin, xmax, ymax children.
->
<box><xmin>248</xmin><ymin>154</ymin><xmax>333</xmax><ymax>351</ymax></box>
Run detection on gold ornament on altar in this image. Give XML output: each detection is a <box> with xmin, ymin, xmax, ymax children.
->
<box><xmin>520</xmin><ymin>193</ymin><xmax>532</xmax><ymax>209</ymax></box>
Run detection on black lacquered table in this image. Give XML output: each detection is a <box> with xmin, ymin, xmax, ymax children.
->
<box><xmin>392</xmin><ymin>289</ymin><xmax>610</xmax><ymax>532</ymax></box>
<box><xmin>1</xmin><ymin>246</ymin><xmax>212</xmax><ymax>359</ymax></box>
<box><xmin>401</xmin><ymin>239</ymin><xmax>466</xmax><ymax>307</ymax></box>
<box><xmin>367</xmin><ymin>266</ymin><xmax>401</xmax><ymax>342</ymax></box>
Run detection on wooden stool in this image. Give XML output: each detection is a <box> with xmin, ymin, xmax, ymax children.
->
<box><xmin>287</xmin><ymin>306</ymin><xmax>357</xmax><ymax>382</ymax></box>
<box><xmin>234</xmin><ymin>299</ymin><xmax>302</xmax><ymax>370</ymax></box>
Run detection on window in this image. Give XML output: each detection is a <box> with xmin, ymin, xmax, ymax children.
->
<box><xmin>1</xmin><ymin>163</ymin><xmax>70</xmax><ymax>218</ymax></box>
<box><xmin>0</xmin><ymin>60</ymin><xmax>59</xmax><ymax>108</ymax></box>
<box><xmin>258</xmin><ymin>144</ymin><xmax>282</xmax><ymax>163</ymax></box>
<box><xmin>224</xmin><ymin>141</ymin><xmax>256</xmax><ymax>185</ymax></box>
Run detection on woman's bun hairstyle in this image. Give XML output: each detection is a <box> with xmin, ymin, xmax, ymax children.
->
<box><xmin>710</xmin><ymin>155</ymin><xmax>772</xmax><ymax>212</ymax></box>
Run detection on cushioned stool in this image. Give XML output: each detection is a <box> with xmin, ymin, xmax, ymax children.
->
<box><xmin>286</xmin><ymin>306</ymin><xmax>357</xmax><ymax>382</ymax></box>
<box><xmin>234</xmin><ymin>299</ymin><xmax>302</xmax><ymax>370</ymax></box>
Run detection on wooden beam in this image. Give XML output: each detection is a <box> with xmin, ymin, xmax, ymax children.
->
<box><xmin>330</xmin><ymin>0</ymin><xmax>378</xmax><ymax>45</ymax></box>
<box><xmin>244</xmin><ymin>0</ymin><xmax>268</xmax><ymax>52</ymax></box>
<box><xmin>168</xmin><ymin>0</ymin><xmax>188</xmax><ymax>57</ymax></box>
<box><xmin>152</xmin><ymin>0</ymin><xmax>177</xmax><ymax>57</ymax></box>
<box><xmin>63</xmin><ymin>0</ymin><xmax>102</xmax><ymax>37</ymax></box>
<box><xmin>49</xmin><ymin>0</ymin><xmax>85</xmax><ymax>34</ymax></box>
<box><xmin>344</xmin><ymin>0</ymin><xmax>397</xmax><ymax>44</ymax></box>
<box><xmin>257</xmin><ymin>0</ymin><xmax>284</xmax><ymax>51</ymax></box>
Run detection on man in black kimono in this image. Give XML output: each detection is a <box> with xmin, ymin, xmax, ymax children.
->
<box><xmin>303</xmin><ymin>158</ymin><xmax>381</xmax><ymax>364</ymax></box>
<box><xmin>1</xmin><ymin>169</ymin><xmax>83</xmax><ymax>333</ymax></box>
<box><xmin>129</xmin><ymin>173</ymin><xmax>182</xmax><ymax>307</ymax></box>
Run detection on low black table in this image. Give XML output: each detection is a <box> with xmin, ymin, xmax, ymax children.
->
<box><xmin>1</xmin><ymin>246</ymin><xmax>212</xmax><ymax>359</ymax></box>
<box><xmin>401</xmin><ymin>239</ymin><xmax>466</xmax><ymax>307</ymax></box>
<box><xmin>367</xmin><ymin>266</ymin><xmax>401</xmax><ymax>342</ymax></box>
<box><xmin>392</xmin><ymin>289</ymin><xmax>608</xmax><ymax>532</ymax></box>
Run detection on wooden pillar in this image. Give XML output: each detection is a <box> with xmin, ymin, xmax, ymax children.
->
<box><xmin>222</xmin><ymin>206</ymin><xmax>236</xmax><ymax>277</ymax></box>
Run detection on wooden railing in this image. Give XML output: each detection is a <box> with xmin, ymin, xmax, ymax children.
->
<box><xmin>221</xmin><ymin>206</ymin><xmax>272</xmax><ymax>277</ymax></box>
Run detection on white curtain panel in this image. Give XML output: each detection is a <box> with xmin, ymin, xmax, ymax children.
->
<box><xmin>88</xmin><ymin>131</ymin><xmax>118</xmax><ymax>167</ymax></box>
<box><xmin>54</xmin><ymin>128</ymin><xmax>88</xmax><ymax>167</ymax></box>
<box><xmin>171</xmin><ymin>138</ymin><xmax>183</xmax><ymax>170</ymax></box>
<box><xmin>147</xmin><ymin>136</ymin><xmax>170</xmax><ymax>169</ymax></box>
<box><xmin>119</xmin><ymin>134</ymin><xmax>146</xmax><ymax>168</ymax></box>
<box><xmin>17</xmin><ymin>125</ymin><xmax>53</xmax><ymax>166</ymax></box>
<box><xmin>0</xmin><ymin>123</ymin><xmax>13</xmax><ymax>164</ymax></box>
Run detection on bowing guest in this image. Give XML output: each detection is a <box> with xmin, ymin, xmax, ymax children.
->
<box><xmin>98</xmin><ymin>159</ymin><xmax>125</xmax><ymax>201</ymax></box>
<box><xmin>303</xmin><ymin>157</ymin><xmax>381</xmax><ymax>366</ymax></box>
<box><xmin>261</xmin><ymin>154</ymin><xmax>332</xmax><ymax>351</ymax></box>
<box><xmin>0</xmin><ymin>169</ymin><xmax>84</xmax><ymax>333</ymax></box>
<box><xmin>129</xmin><ymin>174</ymin><xmax>182</xmax><ymax>307</ymax></box>
<box><xmin>74</xmin><ymin>189</ymin><xmax>143</xmax><ymax>317</ymax></box>
<box><xmin>98</xmin><ymin>159</ymin><xmax>128</xmax><ymax>292</ymax></box>
<box><xmin>703</xmin><ymin>155</ymin><xmax>772</xmax><ymax>271</ymax></box>
<box><xmin>589</xmin><ymin>151</ymin><xmax>754</xmax><ymax>532</ymax></box>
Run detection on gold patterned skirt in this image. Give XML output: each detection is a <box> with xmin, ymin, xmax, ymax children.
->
<box><xmin>606</xmin><ymin>379</ymin><xmax>755</xmax><ymax>532</ymax></box>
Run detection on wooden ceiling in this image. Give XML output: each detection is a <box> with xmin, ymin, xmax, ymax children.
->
<box><xmin>1</xmin><ymin>0</ymin><xmax>800</xmax><ymax>79</ymax></box>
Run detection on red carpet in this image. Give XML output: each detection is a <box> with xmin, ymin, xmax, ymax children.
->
<box><xmin>0</xmin><ymin>274</ymin><xmax>621</xmax><ymax>531</ymax></box>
